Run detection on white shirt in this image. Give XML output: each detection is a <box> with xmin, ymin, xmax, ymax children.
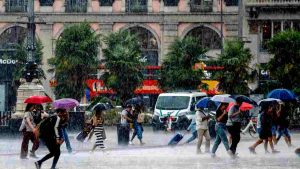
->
<box><xmin>120</xmin><ymin>109</ymin><xmax>129</xmax><ymax>125</ymax></box>
<box><xmin>195</xmin><ymin>110</ymin><xmax>209</xmax><ymax>130</ymax></box>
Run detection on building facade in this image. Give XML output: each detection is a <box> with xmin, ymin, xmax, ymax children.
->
<box><xmin>0</xmin><ymin>0</ymin><xmax>299</xmax><ymax>111</ymax></box>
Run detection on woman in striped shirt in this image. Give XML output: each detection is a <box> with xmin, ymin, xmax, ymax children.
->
<box><xmin>91</xmin><ymin>109</ymin><xmax>106</xmax><ymax>151</ymax></box>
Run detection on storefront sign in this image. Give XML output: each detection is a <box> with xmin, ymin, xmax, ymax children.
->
<box><xmin>0</xmin><ymin>59</ymin><xmax>17</xmax><ymax>64</ymax></box>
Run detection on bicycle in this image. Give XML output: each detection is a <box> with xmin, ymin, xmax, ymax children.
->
<box><xmin>241</xmin><ymin>116</ymin><xmax>258</xmax><ymax>138</ymax></box>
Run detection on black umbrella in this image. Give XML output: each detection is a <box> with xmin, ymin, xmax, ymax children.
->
<box><xmin>125</xmin><ymin>97</ymin><xmax>144</xmax><ymax>107</ymax></box>
<box><xmin>231</xmin><ymin>95</ymin><xmax>258</xmax><ymax>106</ymax></box>
<box><xmin>92</xmin><ymin>103</ymin><xmax>107</xmax><ymax>112</ymax></box>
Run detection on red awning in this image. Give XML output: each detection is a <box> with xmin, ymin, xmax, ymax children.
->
<box><xmin>134</xmin><ymin>80</ymin><xmax>163</xmax><ymax>94</ymax></box>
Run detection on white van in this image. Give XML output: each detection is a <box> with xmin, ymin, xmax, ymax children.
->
<box><xmin>152</xmin><ymin>92</ymin><xmax>207</xmax><ymax>130</ymax></box>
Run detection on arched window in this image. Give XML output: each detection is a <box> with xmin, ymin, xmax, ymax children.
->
<box><xmin>186</xmin><ymin>26</ymin><xmax>221</xmax><ymax>49</ymax></box>
<box><xmin>128</xmin><ymin>26</ymin><xmax>159</xmax><ymax>66</ymax></box>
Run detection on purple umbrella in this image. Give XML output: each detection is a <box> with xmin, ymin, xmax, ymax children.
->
<box><xmin>53</xmin><ymin>98</ymin><xmax>79</xmax><ymax>110</ymax></box>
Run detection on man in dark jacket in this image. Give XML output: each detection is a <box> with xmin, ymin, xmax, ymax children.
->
<box><xmin>34</xmin><ymin>108</ymin><xmax>68</xmax><ymax>169</ymax></box>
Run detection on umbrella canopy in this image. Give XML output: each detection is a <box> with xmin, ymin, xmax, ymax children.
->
<box><xmin>24</xmin><ymin>95</ymin><xmax>52</xmax><ymax>104</ymax></box>
<box><xmin>258</xmin><ymin>98</ymin><xmax>283</xmax><ymax>106</ymax></box>
<box><xmin>226</xmin><ymin>102</ymin><xmax>254</xmax><ymax>112</ymax></box>
<box><xmin>53</xmin><ymin>98</ymin><xmax>79</xmax><ymax>110</ymax></box>
<box><xmin>211</xmin><ymin>94</ymin><xmax>236</xmax><ymax>103</ymax></box>
<box><xmin>230</xmin><ymin>95</ymin><xmax>258</xmax><ymax>106</ymax></box>
<box><xmin>92</xmin><ymin>103</ymin><xmax>107</xmax><ymax>112</ymax></box>
<box><xmin>125</xmin><ymin>97</ymin><xmax>144</xmax><ymax>107</ymax></box>
<box><xmin>196</xmin><ymin>97</ymin><xmax>219</xmax><ymax>110</ymax></box>
<box><xmin>267</xmin><ymin>89</ymin><xmax>297</xmax><ymax>101</ymax></box>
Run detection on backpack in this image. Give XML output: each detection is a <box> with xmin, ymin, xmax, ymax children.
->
<box><xmin>36</xmin><ymin>115</ymin><xmax>55</xmax><ymax>139</ymax></box>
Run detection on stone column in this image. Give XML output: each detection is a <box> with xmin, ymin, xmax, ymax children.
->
<box><xmin>0</xmin><ymin>0</ymin><xmax>5</xmax><ymax>13</ymax></box>
<box><xmin>147</xmin><ymin>0</ymin><xmax>152</xmax><ymax>12</ymax></box>
<box><xmin>161</xmin><ymin>22</ymin><xmax>178</xmax><ymax>64</ymax></box>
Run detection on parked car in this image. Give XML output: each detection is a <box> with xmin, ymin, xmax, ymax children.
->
<box><xmin>152</xmin><ymin>92</ymin><xmax>207</xmax><ymax>131</ymax></box>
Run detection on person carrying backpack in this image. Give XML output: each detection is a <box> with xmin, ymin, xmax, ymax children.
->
<box><xmin>34</xmin><ymin>108</ymin><xmax>68</xmax><ymax>169</ymax></box>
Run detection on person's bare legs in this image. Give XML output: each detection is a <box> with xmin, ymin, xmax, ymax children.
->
<box><xmin>264</xmin><ymin>140</ymin><xmax>269</xmax><ymax>153</ymax></box>
<box><xmin>268</xmin><ymin>137</ymin><xmax>279</xmax><ymax>153</ymax></box>
<box><xmin>249</xmin><ymin>139</ymin><xmax>263</xmax><ymax>153</ymax></box>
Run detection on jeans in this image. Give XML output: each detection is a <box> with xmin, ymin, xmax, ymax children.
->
<box><xmin>186</xmin><ymin>131</ymin><xmax>198</xmax><ymax>143</ymax></box>
<box><xmin>227</xmin><ymin>122</ymin><xmax>241</xmax><ymax>154</ymax></box>
<box><xmin>277</xmin><ymin>127</ymin><xmax>291</xmax><ymax>138</ymax></box>
<box><xmin>212</xmin><ymin>123</ymin><xmax>230</xmax><ymax>154</ymax></box>
<box><xmin>131</xmin><ymin>121</ymin><xmax>143</xmax><ymax>141</ymax></box>
<box><xmin>61</xmin><ymin>128</ymin><xmax>72</xmax><ymax>153</ymax></box>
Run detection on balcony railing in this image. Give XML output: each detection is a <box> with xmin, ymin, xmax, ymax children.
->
<box><xmin>190</xmin><ymin>0</ymin><xmax>213</xmax><ymax>12</ymax></box>
<box><xmin>246</xmin><ymin>0</ymin><xmax>300</xmax><ymax>6</ymax></box>
<box><xmin>65</xmin><ymin>0</ymin><xmax>87</xmax><ymax>13</ymax></box>
<box><xmin>126</xmin><ymin>0</ymin><xmax>148</xmax><ymax>13</ymax></box>
<box><xmin>5</xmin><ymin>0</ymin><xmax>28</xmax><ymax>12</ymax></box>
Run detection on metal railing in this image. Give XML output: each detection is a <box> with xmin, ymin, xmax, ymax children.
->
<box><xmin>246</xmin><ymin>0</ymin><xmax>300</xmax><ymax>6</ymax></box>
<box><xmin>190</xmin><ymin>0</ymin><xmax>213</xmax><ymax>12</ymax></box>
<box><xmin>0</xmin><ymin>111</ymin><xmax>12</xmax><ymax>127</ymax></box>
<box><xmin>65</xmin><ymin>0</ymin><xmax>88</xmax><ymax>13</ymax></box>
<box><xmin>5</xmin><ymin>0</ymin><xmax>28</xmax><ymax>12</ymax></box>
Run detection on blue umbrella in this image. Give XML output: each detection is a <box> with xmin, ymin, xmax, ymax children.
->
<box><xmin>267</xmin><ymin>89</ymin><xmax>297</xmax><ymax>101</ymax></box>
<box><xmin>196</xmin><ymin>97</ymin><xmax>219</xmax><ymax>110</ymax></box>
<box><xmin>230</xmin><ymin>95</ymin><xmax>258</xmax><ymax>106</ymax></box>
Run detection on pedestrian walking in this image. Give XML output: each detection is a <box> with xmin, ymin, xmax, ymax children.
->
<box><xmin>19</xmin><ymin>103</ymin><xmax>39</xmax><ymax>159</ymax></box>
<box><xmin>276</xmin><ymin>103</ymin><xmax>292</xmax><ymax>147</ymax></box>
<box><xmin>130</xmin><ymin>105</ymin><xmax>145</xmax><ymax>145</ymax></box>
<box><xmin>211</xmin><ymin>102</ymin><xmax>232</xmax><ymax>157</ymax></box>
<box><xmin>249</xmin><ymin>104</ymin><xmax>279</xmax><ymax>154</ymax></box>
<box><xmin>60</xmin><ymin>112</ymin><xmax>73</xmax><ymax>153</ymax></box>
<box><xmin>226</xmin><ymin>97</ymin><xmax>243</xmax><ymax>155</ymax></box>
<box><xmin>34</xmin><ymin>108</ymin><xmax>68</xmax><ymax>169</ymax></box>
<box><xmin>185</xmin><ymin>116</ymin><xmax>197</xmax><ymax>144</ymax></box>
<box><xmin>195</xmin><ymin>109</ymin><xmax>211</xmax><ymax>154</ymax></box>
<box><xmin>91</xmin><ymin>108</ymin><xmax>106</xmax><ymax>151</ymax></box>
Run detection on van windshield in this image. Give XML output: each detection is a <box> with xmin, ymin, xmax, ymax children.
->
<box><xmin>156</xmin><ymin>96</ymin><xmax>190</xmax><ymax>110</ymax></box>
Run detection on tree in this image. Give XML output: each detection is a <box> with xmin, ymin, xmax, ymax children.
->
<box><xmin>48</xmin><ymin>23</ymin><xmax>100</xmax><ymax>101</ymax></box>
<box><xmin>102</xmin><ymin>30</ymin><xmax>144</xmax><ymax>104</ymax></box>
<box><xmin>267</xmin><ymin>30</ymin><xmax>300</xmax><ymax>94</ymax></box>
<box><xmin>213</xmin><ymin>39</ymin><xmax>254</xmax><ymax>95</ymax></box>
<box><xmin>159</xmin><ymin>36</ymin><xmax>206</xmax><ymax>91</ymax></box>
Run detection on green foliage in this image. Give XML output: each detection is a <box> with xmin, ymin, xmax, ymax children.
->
<box><xmin>213</xmin><ymin>39</ymin><xmax>254</xmax><ymax>94</ymax></box>
<box><xmin>266</xmin><ymin>30</ymin><xmax>300</xmax><ymax>90</ymax></box>
<box><xmin>49</xmin><ymin>23</ymin><xmax>100</xmax><ymax>101</ymax></box>
<box><xmin>159</xmin><ymin>36</ymin><xmax>206</xmax><ymax>91</ymax></box>
<box><xmin>12</xmin><ymin>38</ymin><xmax>45</xmax><ymax>85</ymax></box>
<box><xmin>101</xmin><ymin>30</ymin><xmax>144</xmax><ymax>104</ymax></box>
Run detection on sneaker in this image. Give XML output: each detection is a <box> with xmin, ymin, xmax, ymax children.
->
<box><xmin>20</xmin><ymin>156</ymin><xmax>28</xmax><ymax>160</ymax></box>
<box><xmin>196</xmin><ymin>150</ymin><xmax>202</xmax><ymax>154</ymax></box>
<box><xmin>140</xmin><ymin>142</ymin><xmax>145</xmax><ymax>145</ymax></box>
<box><xmin>211</xmin><ymin>153</ymin><xmax>216</xmax><ymax>158</ymax></box>
<box><xmin>227</xmin><ymin>150</ymin><xmax>234</xmax><ymax>157</ymax></box>
<box><xmin>30</xmin><ymin>151</ymin><xmax>38</xmax><ymax>158</ymax></box>
<box><xmin>34</xmin><ymin>161</ymin><xmax>41</xmax><ymax>169</ymax></box>
<box><xmin>129</xmin><ymin>141</ymin><xmax>133</xmax><ymax>145</ymax></box>
<box><xmin>248</xmin><ymin>147</ymin><xmax>256</xmax><ymax>154</ymax></box>
<box><xmin>272</xmin><ymin>150</ymin><xmax>280</xmax><ymax>154</ymax></box>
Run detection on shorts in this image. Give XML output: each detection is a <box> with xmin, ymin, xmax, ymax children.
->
<box><xmin>259</xmin><ymin>129</ymin><xmax>272</xmax><ymax>140</ymax></box>
<box><xmin>278</xmin><ymin>127</ymin><xmax>291</xmax><ymax>138</ymax></box>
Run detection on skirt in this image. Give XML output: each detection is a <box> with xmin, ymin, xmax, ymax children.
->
<box><xmin>94</xmin><ymin>125</ymin><xmax>105</xmax><ymax>149</ymax></box>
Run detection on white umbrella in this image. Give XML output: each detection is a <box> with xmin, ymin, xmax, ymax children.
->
<box><xmin>211</xmin><ymin>94</ymin><xmax>236</xmax><ymax>103</ymax></box>
<box><xmin>258</xmin><ymin>98</ymin><xmax>283</xmax><ymax>106</ymax></box>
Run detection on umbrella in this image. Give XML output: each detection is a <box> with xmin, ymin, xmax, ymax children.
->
<box><xmin>92</xmin><ymin>103</ymin><xmax>107</xmax><ymax>112</ymax></box>
<box><xmin>53</xmin><ymin>98</ymin><xmax>79</xmax><ymax>110</ymax></box>
<box><xmin>24</xmin><ymin>95</ymin><xmax>52</xmax><ymax>104</ymax></box>
<box><xmin>258</xmin><ymin>98</ymin><xmax>283</xmax><ymax>106</ymax></box>
<box><xmin>125</xmin><ymin>97</ymin><xmax>144</xmax><ymax>106</ymax></box>
<box><xmin>196</xmin><ymin>97</ymin><xmax>219</xmax><ymax>110</ymax></box>
<box><xmin>230</xmin><ymin>95</ymin><xmax>258</xmax><ymax>106</ymax></box>
<box><xmin>211</xmin><ymin>94</ymin><xmax>236</xmax><ymax>103</ymax></box>
<box><xmin>226</xmin><ymin>102</ymin><xmax>254</xmax><ymax>112</ymax></box>
<box><xmin>267</xmin><ymin>89</ymin><xmax>297</xmax><ymax>101</ymax></box>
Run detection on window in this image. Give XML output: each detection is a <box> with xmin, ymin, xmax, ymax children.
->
<box><xmin>283</xmin><ymin>21</ymin><xmax>291</xmax><ymax>31</ymax></box>
<box><xmin>65</xmin><ymin>0</ymin><xmax>87</xmax><ymax>13</ymax></box>
<box><xmin>261</xmin><ymin>21</ymin><xmax>271</xmax><ymax>51</ymax></box>
<box><xmin>5</xmin><ymin>0</ymin><xmax>27</xmax><ymax>12</ymax></box>
<box><xmin>273</xmin><ymin>22</ymin><xmax>281</xmax><ymax>35</ymax></box>
<box><xmin>293</xmin><ymin>22</ymin><xmax>300</xmax><ymax>31</ymax></box>
<box><xmin>39</xmin><ymin>0</ymin><xmax>54</xmax><ymax>6</ymax></box>
<box><xmin>190</xmin><ymin>0</ymin><xmax>213</xmax><ymax>12</ymax></box>
<box><xmin>225</xmin><ymin>0</ymin><xmax>238</xmax><ymax>6</ymax></box>
<box><xmin>163</xmin><ymin>0</ymin><xmax>179</xmax><ymax>6</ymax></box>
<box><xmin>126</xmin><ymin>0</ymin><xmax>147</xmax><ymax>13</ymax></box>
<box><xmin>186</xmin><ymin>26</ymin><xmax>222</xmax><ymax>49</ymax></box>
<box><xmin>99</xmin><ymin>0</ymin><xmax>114</xmax><ymax>6</ymax></box>
<box><xmin>128</xmin><ymin>27</ymin><xmax>159</xmax><ymax>66</ymax></box>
